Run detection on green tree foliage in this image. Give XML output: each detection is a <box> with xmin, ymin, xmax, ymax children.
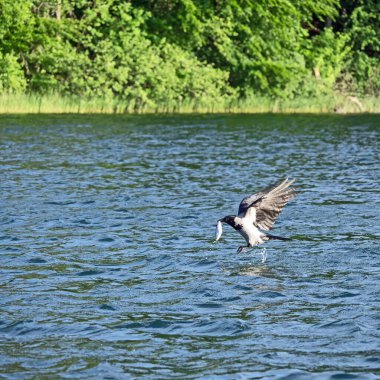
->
<box><xmin>0</xmin><ymin>52</ymin><xmax>27</xmax><ymax>92</ymax></box>
<box><xmin>343</xmin><ymin>0</ymin><xmax>380</xmax><ymax>95</ymax></box>
<box><xmin>304</xmin><ymin>28</ymin><xmax>350</xmax><ymax>94</ymax></box>
<box><xmin>0</xmin><ymin>0</ymin><xmax>378</xmax><ymax>104</ymax></box>
<box><xmin>131</xmin><ymin>0</ymin><xmax>339</xmax><ymax>97</ymax></box>
<box><xmin>0</xmin><ymin>0</ymin><xmax>35</xmax><ymax>54</ymax></box>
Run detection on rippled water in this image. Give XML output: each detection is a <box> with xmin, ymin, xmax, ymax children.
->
<box><xmin>1</xmin><ymin>114</ymin><xmax>379</xmax><ymax>379</ymax></box>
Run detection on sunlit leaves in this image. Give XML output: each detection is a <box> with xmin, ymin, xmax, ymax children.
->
<box><xmin>0</xmin><ymin>0</ymin><xmax>378</xmax><ymax>99</ymax></box>
<box><xmin>0</xmin><ymin>52</ymin><xmax>27</xmax><ymax>92</ymax></box>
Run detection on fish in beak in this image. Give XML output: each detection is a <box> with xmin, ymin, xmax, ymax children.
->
<box><xmin>215</xmin><ymin>220</ymin><xmax>223</xmax><ymax>241</ymax></box>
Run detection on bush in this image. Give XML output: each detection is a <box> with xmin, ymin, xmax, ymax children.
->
<box><xmin>0</xmin><ymin>52</ymin><xmax>26</xmax><ymax>92</ymax></box>
<box><xmin>304</xmin><ymin>28</ymin><xmax>350</xmax><ymax>94</ymax></box>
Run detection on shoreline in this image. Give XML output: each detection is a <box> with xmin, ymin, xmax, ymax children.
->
<box><xmin>1</xmin><ymin>93</ymin><xmax>379</xmax><ymax>115</ymax></box>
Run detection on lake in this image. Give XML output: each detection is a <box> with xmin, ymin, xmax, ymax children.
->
<box><xmin>0</xmin><ymin>114</ymin><xmax>379</xmax><ymax>379</ymax></box>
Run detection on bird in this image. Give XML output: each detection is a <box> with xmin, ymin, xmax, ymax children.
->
<box><xmin>215</xmin><ymin>178</ymin><xmax>296</xmax><ymax>253</ymax></box>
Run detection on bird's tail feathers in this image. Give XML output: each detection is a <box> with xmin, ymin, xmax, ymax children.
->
<box><xmin>265</xmin><ymin>233</ymin><xmax>291</xmax><ymax>241</ymax></box>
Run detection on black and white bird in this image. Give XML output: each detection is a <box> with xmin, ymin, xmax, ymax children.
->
<box><xmin>215</xmin><ymin>178</ymin><xmax>296</xmax><ymax>253</ymax></box>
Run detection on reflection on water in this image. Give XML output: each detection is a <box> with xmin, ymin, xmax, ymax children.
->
<box><xmin>0</xmin><ymin>114</ymin><xmax>379</xmax><ymax>379</ymax></box>
<box><xmin>238</xmin><ymin>264</ymin><xmax>273</xmax><ymax>278</ymax></box>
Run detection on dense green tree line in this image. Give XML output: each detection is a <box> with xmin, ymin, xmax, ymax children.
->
<box><xmin>0</xmin><ymin>0</ymin><xmax>379</xmax><ymax>108</ymax></box>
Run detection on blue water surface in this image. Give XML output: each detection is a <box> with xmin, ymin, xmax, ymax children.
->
<box><xmin>0</xmin><ymin>114</ymin><xmax>379</xmax><ymax>379</ymax></box>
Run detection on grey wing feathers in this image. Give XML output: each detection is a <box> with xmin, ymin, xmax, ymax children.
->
<box><xmin>238</xmin><ymin>179</ymin><xmax>283</xmax><ymax>216</ymax></box>
<box><xmin>238</xmin><ymin>178</ymin><xmax>296</xmax><ymax>230</ymax></box>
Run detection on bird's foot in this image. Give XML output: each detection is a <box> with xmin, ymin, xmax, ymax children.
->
<box><xmin>237</xmin><ymin>246</ymin><xmax>249</xmax><ymax>254</ymax></box>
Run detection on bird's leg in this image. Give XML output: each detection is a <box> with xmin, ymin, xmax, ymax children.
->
<box><xmin>237</xmin><ymin>245</ymin><xmax>250</xmax><ymax>254</ymax></box>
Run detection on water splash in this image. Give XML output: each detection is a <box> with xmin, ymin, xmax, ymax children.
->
<box><xmin>258</xmin><ymin>247</ymin><xmax>267</xmax><ymax>263</ymax></box>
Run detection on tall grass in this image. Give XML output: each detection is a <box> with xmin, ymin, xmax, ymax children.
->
<box><xmin>0</xmin><ymin>93</ymin><xmax>379</xmax><ymax>114</ymax></box>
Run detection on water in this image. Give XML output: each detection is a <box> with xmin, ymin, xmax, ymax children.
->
<box><xmin>0</xmin><ymin>114</ymin><xmax>379</xmax><ymax>379</ymax></box>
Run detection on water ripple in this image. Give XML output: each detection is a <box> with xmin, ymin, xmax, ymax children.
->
<box><xmin>0</xmin><ymin>114</ymin><xmax>379</xmax><ymax>379</ymax></box>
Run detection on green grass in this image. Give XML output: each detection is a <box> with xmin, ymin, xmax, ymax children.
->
<box><xmin>0</xmin><ymin>93</ymin><xmax>379</xmax><ymax>114</ymax></box>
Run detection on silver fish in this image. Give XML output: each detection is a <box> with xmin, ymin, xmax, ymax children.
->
<box><xmin>215</xmin><ymin>220</ymin><xmax>223</xmax><ymax>241</ymax></box>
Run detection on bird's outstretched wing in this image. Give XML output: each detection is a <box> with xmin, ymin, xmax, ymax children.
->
<box><xmin>238</xmin><ymin>178</ymin><xmax>296</xmax><ymax>230</ymax></box>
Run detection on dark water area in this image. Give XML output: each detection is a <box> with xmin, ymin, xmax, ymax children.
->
<box><xmin>0</xmin><ymin>114</ymin><xmax>379</xmax><ymax>379</ymax></box>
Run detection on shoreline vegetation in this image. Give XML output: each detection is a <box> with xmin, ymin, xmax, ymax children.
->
<box><xmin>1</xmin><ymin>1</ymin><xmax>379</xmax><ymax>114</ymax></box>
<box><xmin>0</xmin><ymin>93</ymin><xmax>379</xmax><ymax>115</ymax></box>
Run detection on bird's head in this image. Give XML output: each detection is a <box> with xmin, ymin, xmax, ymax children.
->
<box><xmin>215</xmin><ymin>216</ymin><xmax>235</xmax><ymax>241</ymax></box>
<box><xmin>219</xmin><ymin>215</ymin><xmax>236</xmax><ymax>226</ymax></box>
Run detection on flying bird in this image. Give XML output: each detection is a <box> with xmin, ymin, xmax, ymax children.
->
<box><xmin>215</xmin><ymin>178</ymin><xmax>296</xmax><ymax>253</ymax></box>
